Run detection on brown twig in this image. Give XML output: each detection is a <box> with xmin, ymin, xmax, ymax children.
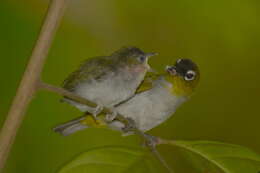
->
<box><xmin>143</xmin><ymin>136</ymin><xmax>174</xmax><ymax>173</ymax></box>
<box><xmin>38</xmin><ymin>81</ymin><xmax>174</xmax><ymax>172</ymax></box>
<box><xmin>0</xmin><ymin>0</ymin><xmax>68</xmax><ymax>171</ymax></box>
<box><xmin>38</xmin><ymin>82</ymin><xmax>127</xmax><ymax>124</ymax></box>
<box><xmin>150</xmin><ymin>146</ymin><xmax>174</xmax><ymax>173</ymax></box>
<box><xmin>0</xmin><ymin>0</ymin><xmax>173</xmax><ymax>171</ymax></box>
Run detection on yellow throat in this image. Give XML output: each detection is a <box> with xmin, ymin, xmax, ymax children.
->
<box><xmin>165</xmin><ymin>73</ymin><xmax>199</xmax><ymax>97</ymax></box>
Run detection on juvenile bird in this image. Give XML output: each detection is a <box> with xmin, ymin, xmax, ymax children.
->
<box><xmin>60</xmin><ymin>47</ymin><xmax>156</xmax><ymax>120</ymax></box>
<box><xmin>54</xmin><ymin>59</ymin><xmax>200</xmax><ymax>135</ymax></box>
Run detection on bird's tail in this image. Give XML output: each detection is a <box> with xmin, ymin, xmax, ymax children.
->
<box><xmin>53</xmin><ymin>116</ymin><xmax>88</xmax><ymax>136</ymax></box>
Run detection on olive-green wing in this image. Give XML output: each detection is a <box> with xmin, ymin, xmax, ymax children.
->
<box><xmin>135</xmin><ymin>71</ymin><xmax>160</xmax><ymax>94</ymax></box>
<box><xmin>62</xmin><ymin>56</ymin><xmax>115</xmax><ymax>91</ymax></box>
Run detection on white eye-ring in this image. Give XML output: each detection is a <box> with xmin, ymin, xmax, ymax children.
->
<box><xmin>184</xmin><ymin>70</ymin><xmax>196</xmax><ymax>81</ymax></box>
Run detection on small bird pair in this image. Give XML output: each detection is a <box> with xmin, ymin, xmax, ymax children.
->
<box><xmin>54</xmin><ymin>47</ymin><xmax>200</xmax><ymax>136</ymax></box>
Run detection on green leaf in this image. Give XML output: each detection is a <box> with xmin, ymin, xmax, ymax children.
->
<box><xmin>58</xmin><ymin>146</ymin><xmax>166</xmax><ymax>173</ymax></box>
<box><xmin>171</xmin><ymin>140</ymin><xmax>260</xmax><ymax>173</ymax></box>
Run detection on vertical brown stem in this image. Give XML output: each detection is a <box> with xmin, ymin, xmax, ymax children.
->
<box><xmin>0</xmin><ymin>0</ymin><xmax>68</xmax><ymax>171</ymax></box>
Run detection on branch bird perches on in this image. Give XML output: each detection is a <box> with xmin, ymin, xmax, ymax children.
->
<box><xmin>0</xmin><ymin>0</ymin><xmax>173</xmax><ymax>172</ymax></box>
<box><xmin>0</xmin><ymin>0</ymin><xmax>68</xmax><ymax>171</ymax></box>
<box><xmin>38</xmin><ymin>82</ymin><xmax>174</xmax><ymax>173</ymax></box>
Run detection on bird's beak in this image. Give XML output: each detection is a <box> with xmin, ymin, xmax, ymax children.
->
<box><xmin>144</xmin><ymin>52</ymin><xmax>158</xmax><ymax>70</ymax></box>
<box><xmin>166</xmin><ymin>65</ymin><xmax>177</xmax><ymax>76</ymax></box>
<box><xmin>145</xmin><ymin>52</ymin><xmax>158</xmax><ymax>58</ymax></box>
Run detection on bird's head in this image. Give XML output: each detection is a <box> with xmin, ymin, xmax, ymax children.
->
<box><xmin>165</xmin><ymin>58</ymin><xmax>200</xmax><ymax>97</ymax></box>
<box><xmin>112</xmin><ymin>46</ymin><xmax>157</xmax><ymax>72</ymax></box>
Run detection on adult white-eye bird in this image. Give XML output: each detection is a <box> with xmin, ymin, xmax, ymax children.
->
<box><xmin>54</xmin><ymin>59</ymin><xmax>200</xmax><ymax>135</ymax></box>
<box><xmin>60</xmin><ymin>46</ymin><xmax>157</xmax><ymax>119</ymax></box>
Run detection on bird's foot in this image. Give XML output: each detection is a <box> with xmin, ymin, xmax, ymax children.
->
<box><xmin>91</xmin><ymin>105</ymin><xmax>103</xmax><ymax>119</ymax></box>
<box><xmin>105</xmin><ymin>109</ymin><xmax>118</xmax><ymax>122</ymax></box>
<box><xmin>142</xmin><ymin>134</ymin><xmax>160</xmax><ymax>148</ymax></box>
<box><xmin>122</xmin><ymin>117</ymin><xmax>137</xmax><ymax>133</ymax></box>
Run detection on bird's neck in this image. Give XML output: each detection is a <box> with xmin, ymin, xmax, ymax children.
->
<box><xmin>163</xmin><ymin>73</ymin><xmax>193</xmax><ymax>98</ymax></box>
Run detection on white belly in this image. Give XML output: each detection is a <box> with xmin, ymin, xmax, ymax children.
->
<box><xmin>65</xmin><ymin>70</ymin><xmax>145</xmax><ymax>112</ymax></box>
<box><xmin>114</xmin><ymin>83</ymin><xmax>186</xmax><ymax>132</ymax></box>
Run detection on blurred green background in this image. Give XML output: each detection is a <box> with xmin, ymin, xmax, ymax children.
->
<box><xmin>0</xmin><ymin>0</ymin><xmax>260</xmax><ymax>172</ymax></box>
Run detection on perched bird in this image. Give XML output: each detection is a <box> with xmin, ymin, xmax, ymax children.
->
<box><xmin>54</xmin><ymin>59</ymin><xmax>200</xmax><ymax>135</ymax></box>
<box><xmin>60</xmin><ymin>46</ymin><xmax>157</xmax><ymax>119</ymax></box>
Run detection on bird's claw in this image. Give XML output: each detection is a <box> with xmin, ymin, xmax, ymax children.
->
<box><xmin>122</xmin><ymin>117</ymin><xmax>137</xmax><ymax>133</ymax></box>
<box><xmin>105</xmin><ymin>109</ymin><xmax>118</xmax><ymax>122</ymax></box>
<box><xmin>142</xmin><ymin>134</ymin><xmax>160</xmax><ymax>148</ymax></box>
<box><xmin>91</xmin><ymin>105</ymin><xmax>103</xmax><ymax>119</ymax></box>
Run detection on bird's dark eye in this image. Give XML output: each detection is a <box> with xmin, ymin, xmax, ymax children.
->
<box><xmin>138</xmin><ymin>56</ymin><xmax>146</xmax><ymax>62</ymax></box>
<box><xmin>184</xmin><ymin>70</ymin><xmax>196</xmax><ymax>81</ymax></box>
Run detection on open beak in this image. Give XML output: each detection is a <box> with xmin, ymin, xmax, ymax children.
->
<box><xmin>166</xmin><ymin>65</ymin><xmax>177</xmax><ymax>76</ymax></box>
<box><xmin>144</xmin><ymin>52</ymin><xmax>158</xmax><ymax>71</ymax></box>
<box><xmin>145</xmin><ymin>52</ymin><xmax>158</xmax><ymax>58</ymax></box>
